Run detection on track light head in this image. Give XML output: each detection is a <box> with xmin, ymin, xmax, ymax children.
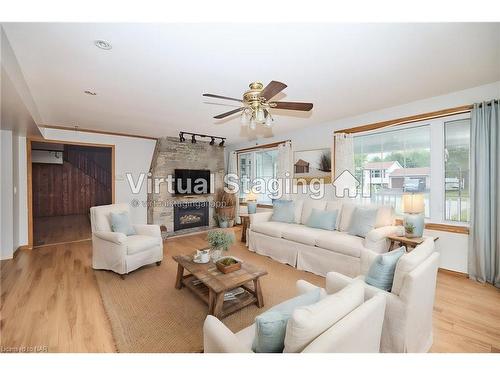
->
<box><xmin>179</xmin><ymin>132</ymin><xmax>185</xmax><ymax>142</ymax></box>
<box><xmin>210</xmin><ymin>137</ymin><xmax>215</xmax><ymax>146</ymax></box>
<box><xmin>219</xmin><ymin>139</ymin><xmax>225</xmax><ymax>147</ymax></box>
<box><xmin>191</xmin><ymin>134</ymin><xmax>196</xmax><ymax>144</ymax></box>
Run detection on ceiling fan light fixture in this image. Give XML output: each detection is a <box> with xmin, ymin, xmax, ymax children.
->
<box><xmin>265</xmin><ymin>114</ymin><xmax>273</xmax><ymax>127</ymax></box>
<box><xmin>256</xmin><ymin>108</ymin><xmax>265</xmax><ymax>123</ymax></box>
<box><xmin>249</xmin><ymin>117</ymin><xmax>257</xmax><ymax>130</ymax></box>
<box><xmin>240</xmin><ymin>110</ymin><xmax>249</xmax><ymax>125</ymax></box>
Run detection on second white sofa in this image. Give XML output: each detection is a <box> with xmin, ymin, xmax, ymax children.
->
<box><xmin>248</xmin><ymin>200</ymin><xmax>401</xmax><ymax>277</ymax></box>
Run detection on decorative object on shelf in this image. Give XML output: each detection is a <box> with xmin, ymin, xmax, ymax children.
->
<box><xmin>214</xmin><ymin>189</ymin><xmax>236</xmax><ymax>225</ymax></box>
<box><xmin>207</xmin><ymin>230</ymin><xmax>235</xmax><ymax>261</ymax></box>
<box><xmin>216</xmin><ymin>256</ymin><xmax>242</xmax><ymax>274</ymax></box>
<box><xmin>293</xmin><ymin>148</ymin><xmax>332</xmax><ymax>184</ymax></box>
<box><xmin>215</xmin><ymin>213</ymin><xmax>230</xmax><ymax>228</ymax></box>
<box><xmin>246</xmin><ymin>191</ymin><xmax>258</xmax><ymax>214</ymax></box>
<box><xmin>203</xmin><ymin>81</ymin><xmax>313</xmax><ymax>130</ymax></box>
<box><xmin>178</xmin><ymin>131</ymin><xmax>226</xmax><ymax>147</ymax></box>
<box><xmin>402</xmin><ymin>193</ymin><xmax>425</xmax><ymax>238</ymax></box>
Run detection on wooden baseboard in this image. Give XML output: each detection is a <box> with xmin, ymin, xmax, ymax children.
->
<box><xmin>438</xmin><ymin>268</ymin><xmax>468</xmax><ymax>278</ymax></box>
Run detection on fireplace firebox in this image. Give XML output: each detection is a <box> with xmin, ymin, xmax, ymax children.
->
<box><xmin>173</xmin><ymin>202</ymin><xmax>209</xmax><ymax>231</ymax></box>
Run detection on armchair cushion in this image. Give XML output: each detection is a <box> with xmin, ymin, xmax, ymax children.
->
<box><xmin>365</xmin><ymin>247</ymin><xmax>405</xmax><ymax>291</ymax></box>
<box><xmin>252</xmin><ymin>288</ymin><xmax>321</xmax><ymax>353</ymax></box>
<box><xmin>110</xmin><ymin>212</ymin><xmax>136</xmax><ymax>236</ymax></box>
<box><xmin>283</xmin><ymin>280</ymin><xmax>365</xmax><ymax>353</ymax></box>
<box><xmin>126</xmin><ymin>235</ymin><xmax>161</xmax><ymax>255</ymax></box>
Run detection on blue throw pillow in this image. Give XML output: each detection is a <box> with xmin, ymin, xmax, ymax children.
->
<box><xmin>271</xmin><ymin>199</ymin><xmax>295</xmax><ymax>223</ymax></box>
<box><xmin>365</xmin><ymin>247</ymin><xmax>405</xmax><ymax>291</ymax></box>
<box><xmin>252</xmin><ymin>288</ymin><xmax>321</xmax><ymax>353</ymax></box>
<box><xmin>110</xmin><ymin>212</ymin><xmax>136</xmax><ymax>236</ymax></box>
<box><xmin>348</xmin><ymin>207</ymin><xmax>378</xmax><ymax>238</ymax></box>
<box><xmin>306</xmin><ymin>208</ymin><xmax>338</xmax><ymax>231</ymax></box>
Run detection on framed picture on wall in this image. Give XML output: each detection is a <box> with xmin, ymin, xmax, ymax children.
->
<box><xmin>293</xmin><ymin>148</ymin><xmax>332</xmax><ymax>183</ymax></box>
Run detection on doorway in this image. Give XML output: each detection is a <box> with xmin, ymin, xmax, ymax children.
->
<box><xmin>28</xmin><ymin>139</ymin><xmax>114</xmax><ymax>247</ymax></box>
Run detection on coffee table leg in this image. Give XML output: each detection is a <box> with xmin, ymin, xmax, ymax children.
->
<box><xmin>175</xmin><ymin>264</ymin><xmax>184</xmax><ymax>289</ymax></box>
<box><xmin>212</xmin><ymin>292</ymin><xmax>225</xmax><ymax>318</ymax></box>
<box><xmin>208</xmin><ymin>288</ymin><xmax>215</xmax><ymax>315</ymax></box>
<box><xmin>253</xmin><ymin>278</ymin><xmax>264</xmax><ymax>308</ymax></box>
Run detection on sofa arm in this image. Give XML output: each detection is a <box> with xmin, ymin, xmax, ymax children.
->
<box><xmin>94</xmin><ymin>231</ymin><xmax>127</xmax><ymax>245</ymax></box>
<box><xmin>203</xmin><ymin>315</ymin><xmax>252</xmax><ymax>353</ymax></box>
<box><xmin>325</xmin><ymin>272</ymin><xmax>356</xmax><ymax>294</ymax></box>
<box><xmin>364</xmin><ymin>226</ymin><xmax>403</xmax><ymax>253</ymax></box>
<box><xmin>249</xmin><ymin>211</ymin><xmax>273</xmax><ymax>226</ymax></box>
<box><xmin>134</xmin><ymin>224</ymin><xmax>161</xmax><ymax>238</ymax></box>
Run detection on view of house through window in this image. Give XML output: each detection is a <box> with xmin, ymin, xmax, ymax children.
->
<box><xmin>354</xmin><ymin>125</ymin><xmax>431</xmax><ymax>217</ymax></box>
<box><xmin>238</xmin><ymin>149</ymin><xmax>278</xmax><ymax>204</ymax></box>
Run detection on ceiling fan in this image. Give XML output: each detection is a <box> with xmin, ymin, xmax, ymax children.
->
<box><xmin>203</xmin><ymin>81</ymin><xmax>313</xmax><ymax>129</ymax></box>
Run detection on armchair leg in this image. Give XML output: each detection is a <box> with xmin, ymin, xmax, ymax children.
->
<box><xmin>156</xmin><ymin>261</ymin><xmax>162</xmax><ymax>266</ymax></box>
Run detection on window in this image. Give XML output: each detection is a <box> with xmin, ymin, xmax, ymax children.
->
<box><xmin>352</xmin><ymin>113</ymin><xmax>471</xmax><ymax>224</ymax></box>
<box><xmin>444</xmin><ymin>119</ymin><xmax>470</xmax><ymax>222</ymax></box>
<box><xmin>354</xmin><ymin>125</ymin><xmax>431</xmax><ymax>217</ymax></box>
<box><xmin>238</xmin><ymin>149</ymin><xmax>278</xmax><ymax>204</ymax></box>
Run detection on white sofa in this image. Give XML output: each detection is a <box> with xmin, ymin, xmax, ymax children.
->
<box><xmin>327</xmin><ymin>237</ymin><xmax>440</xmax><ymax>353</ymax></box>
<box><xmin>248</xmin><ymin>200</ymin><xmax>401</xmax><ymax>277</ymax></box>
<box><xmin>90</xmin><ymin>203</ymin><xmax>163</xmax><ymax>277</ymax></box>
<box><xmin>203</xmin><ymin>279</ymin><xmax>386</xmax><ymax>353</ymax></box>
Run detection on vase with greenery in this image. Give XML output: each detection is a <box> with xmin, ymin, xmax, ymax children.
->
<box><xmin>207</xmin><ymin>230</ymin><xmax>235</xmax><ymax>261</ymax></box>
<box><xmin>215</xmin><ymin>213</ymin><xmax>231</xmax><ymax>228</ymax></box>
<box><xmin>215</xmin><ymin>189</ymin><xmax>236</xmax><ymax>221</ymax></box>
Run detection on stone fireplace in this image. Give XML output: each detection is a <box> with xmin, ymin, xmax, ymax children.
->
<box><xmin>147</xmin><ymin>136</ymin><xmax>225</xmax><ymax>236</ymax></box>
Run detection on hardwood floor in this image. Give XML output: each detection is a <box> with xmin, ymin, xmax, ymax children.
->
<box><xmin>34</xmin><ymin>214</ymin><xmax>91</xmax><ymax>247</ymax></box>
<box><xmin>1</xmin><ymin>229</ymin><xmax>499</xmax><ymax>353</ymax></box>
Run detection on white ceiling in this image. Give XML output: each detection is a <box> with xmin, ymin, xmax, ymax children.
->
<box><xmin>3</xmin><ymin>23</ymin><xmax>500</xmax><ymax>145</ymax></box>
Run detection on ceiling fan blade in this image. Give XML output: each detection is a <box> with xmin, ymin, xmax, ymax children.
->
<box><xmin>270</xmin><ymin>101</ymin><xmax>313</xmax><ymax>111</ymax></box>
<box><xmin>214</xmin><ymin>107</ymin><xmax>244</xmax><ymax>119</ymax></box>
<box><xmin>260</xmin><ymin>81</ymin><xmax>287</xmax><ymax>101</ymax></box>
<box><xmin>203</xmin><ymin>93</ymin><xmax>243</xmax><ymax>103</ymax></box>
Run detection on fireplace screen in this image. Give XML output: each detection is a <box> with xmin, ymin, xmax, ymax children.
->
<box><xmin>173</xmin><ymin>202</ymin><xmax>209</xmax><ymax>231</ymax></box>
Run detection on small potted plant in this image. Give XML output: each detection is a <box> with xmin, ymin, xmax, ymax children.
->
<box><xmin>216</xmin><ymin>256</ymin><xmax>242</xmax><ymax>274</ymax></box>
<box><xmin>207</xmin><ymin>230</ymin><xmax>235</xmax><ymax>261</ymax></box>
<box><xmin>404</xmin><ymin>222</ymin><xmax>416</xmax><ymax>238</ymax></box>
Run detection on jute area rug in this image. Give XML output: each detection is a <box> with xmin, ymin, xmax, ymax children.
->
<box><xmin>94</xmin><ymin>229</ymin><xmax>324</xmax><ymax>352</ymax></box>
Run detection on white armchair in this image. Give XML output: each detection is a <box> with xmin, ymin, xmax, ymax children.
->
<box><xmin>326</xmin><ymin>238</ymin><xmax>440</xmax><ymax>353</ymax></box>
<box><xmin>90</xmin><ymin>203</ymin><xmax>163</xmax><ymax>277</ymax></box>
<box><xmin>203</xmin><ymin>279</ymin><xmax>386</xmax><ymax>353</ymax></box>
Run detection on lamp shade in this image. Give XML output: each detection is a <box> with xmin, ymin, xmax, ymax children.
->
<box><xmin>402</xmin><ymin>193</ymin><xmax>425</xmax><ymax>214</ymax></box>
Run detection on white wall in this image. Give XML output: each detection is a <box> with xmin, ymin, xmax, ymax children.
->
<box><xmin>42</xmin><ymin>128</ymin><xmax>156</xmax><ymax>225</ymax></box>
<box><xmin>228</xmin><ymin>81</ymin><xmax>500</xmax><ymax>273</ymax></box>
<box><xmin>1</xmin><ymin>130</ymin><xmax>14</xmax><ymax>259</ymax></box>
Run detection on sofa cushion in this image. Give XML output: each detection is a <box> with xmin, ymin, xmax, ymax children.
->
<box><xmin>306</xmin><ymin>208</ymin><xmax>338</xmax><ymax>231</ymax></box>
<box><xmin>271</xmin><ymin>200</ymin><xmax>295</xmax><ymax>223</ymax></box>
<box><xmin>338</xmin><ymin>203</ymin><xmax>395</xmax><ymax>231</ymax></box>
<box><xmin>391</xmin><ymin>238</ymin><xmax>435</xmax><ymax>295</ymax></box>
<box><xmin>325</xmin><ymin>200</ymin><xmax>343</xmax><ymax>229</ymax></box>
<box><xmin>292</xmin><ymin>200</ymin><xmax>304</xmax><ymax>224</ymax></box>
<box><xmin>126</xmin><ymin>235</ymin><xmax>160</xmax><ymax>255</ymax></box>
<box><xmin>282</xmin><ymin>225</ymin><xmax>327</xmax><ymax>246</ymax></box>
<box><xmin>251</xmin><ymin>222</ymin><xmax>302</xmax><ymax>238</ymax></box>
<box><xmin>252</xmin><ymin>288</ymin><xmax>322</xmax><ymax>353</ymax></box>
<box><xmin>300</xmin><ymin>200</ymin><xmax>327</xmax><ymax>225</ymax></box>
<box><xmin>348</xmin><ymin>207</ymin><xmax>378</xmax><ymax>238</ymax></box>
<box><xmin>283</xmin><ymin>280</ymin><xmax>365</xmax><ymax>353</ymax></box>
<box><xmin>365</xmin><ymin>247</ymin><xmax>405</xmax><ymax>291</ymax></box>
<box><xmin>315</xmin><ymin>231</ymin><xmax>364</xmax><ymax>258</ymax></box>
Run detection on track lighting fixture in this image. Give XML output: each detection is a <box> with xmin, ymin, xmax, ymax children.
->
<box><xmin>179</xmin><ymin>132</ymin><xmax>226</xmax><ymax>147</ymax></box>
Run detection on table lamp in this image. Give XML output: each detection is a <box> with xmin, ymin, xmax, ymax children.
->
<box><xmin>246</xmin><ymin>192</ymin><xmax>258</xmax><ymax>214</ymax></box>
<box><xmin>402</xmin><ymin>193</ymin><xmax>424</xmax><ymax>238</ymax></box>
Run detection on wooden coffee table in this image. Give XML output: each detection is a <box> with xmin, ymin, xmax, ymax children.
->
<box><xmin>173</xmin><ymin>254</ymin><xmax>267</xmax><ymax>319</ymax></box>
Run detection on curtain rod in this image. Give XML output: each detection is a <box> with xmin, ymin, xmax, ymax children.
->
<box><xmin>236</xmin><ymin>140</ymin><xmax>291</xmax><ymax>153</ymax></box>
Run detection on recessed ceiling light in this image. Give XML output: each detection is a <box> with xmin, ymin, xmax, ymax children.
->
<box><xmin>84</xmin><ymin>90</ymin><xmax>97</xmax><ymax>96</ymax></box>
<box><xmin>94</xmin><ymin>40</ymin><xmax>112</xmax><ymax>50</ymax></box>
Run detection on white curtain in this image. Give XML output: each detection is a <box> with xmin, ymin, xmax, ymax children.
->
<box><xmin>333</xmin><ymin>132</ymin><xmax>355</xmax><ymax>199</ymax></box>
<box><xmin>227</xmin><ymin>151</ymin><xmax>240</xmax><ymax>224</ymax></box>
<box><xmin>276</xmin><ymin>141</ymin><xmax>293</xmax><ymax>200</ymax></box>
